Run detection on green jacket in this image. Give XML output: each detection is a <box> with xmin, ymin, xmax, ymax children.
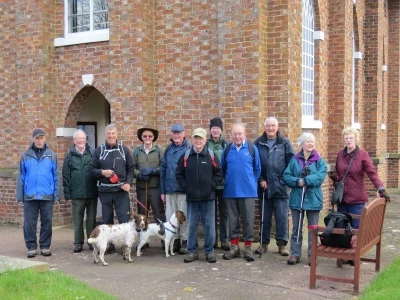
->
<box><xmin>62</xmin><ymin>145</ymin><xmax>98</xmax><ymax>200</ymax></box>
<box><xmin>133</xmin><ymin>144</ymin><xmax>164</xmax><ymax>189</ymax></box>
<box><xmin>207</xmin><ymin>137</ymin><xmax>227</xmax><ymax>190</ymax></box>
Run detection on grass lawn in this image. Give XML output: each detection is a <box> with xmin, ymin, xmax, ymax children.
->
<box><xmin>361</xmin><ymin>255</ymin><xmax>400</xmax><ymax>299</ymax></box>
<box><xmin>0</xmin><ymin>268</ymin><xmax>116</xmax><ymax>300</ymax></box>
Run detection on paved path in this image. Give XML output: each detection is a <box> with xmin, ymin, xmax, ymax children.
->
<box><xmin>1</xmin><ymin>191</ymin><xmax>399</xmax><ymax>299</ymax></box>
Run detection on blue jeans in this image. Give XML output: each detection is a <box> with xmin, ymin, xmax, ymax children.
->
<box><xmin>290</xmin><ymin>209</ymin><xmax>319</xmax><ymax>258</ymax></box>
<box><xmin>23</xmin><ymin>200</ymin><xmax>54</xmax><ymax>250</ymax></box>
<box><xmin>259</xmin><ymin>192</ymin><xmax>289</xmax><ymax>245</ymax></box>
<box><xmin>187</xmin><ymin>200</ymin><xmax>215</xmax><ymax>254</ymax></box>
<box><xmin>337</xmin><ymin>203</ymin><xmax>365</xmax><ymax>229</ymax></box>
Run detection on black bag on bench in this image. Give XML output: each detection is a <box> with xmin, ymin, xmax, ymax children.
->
<box><xmin>319</xmin><ymin>212</ymin><xmax>353</xmax><ymax>248</ymax></box>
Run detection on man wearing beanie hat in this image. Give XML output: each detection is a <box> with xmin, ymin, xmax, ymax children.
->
<box><xmin>207</xmin><ymin>117</ymin><xmax>230</xmax><ymax>251</ymax></box>
<box><xmin>17</xmin><ymin>128</ymin><xmax>59</xmax><ymax>258</ymax></box>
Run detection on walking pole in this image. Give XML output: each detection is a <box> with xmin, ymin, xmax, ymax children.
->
<box><xmin>259</xmin><ymin>190</ymin><xmax>265</xmax><ymax>258</ymax></box>
<box><xmin>296</xmin><ymin>186</ymin><xmax>306</xmax><ymax>244</ymax></box>
<box><xmin>145</xmin><ymin>182</ymin><xmax>149</xmax><ymax>219</ymax></box>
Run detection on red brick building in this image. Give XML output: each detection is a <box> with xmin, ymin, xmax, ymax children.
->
<box><xmin>0</xmin><ymin>0</ymin><xmax>399</xmax><ymax>225</ymax></box>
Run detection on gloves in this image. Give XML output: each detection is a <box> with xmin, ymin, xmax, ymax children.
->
<box><xmin>138</xmin><ymin>169</ymin><xmax>150</xmax><ymax>182</ymax></box>
<box><xmin>328</xmin><ymin>170</ymin><xmax>339</xmax><ymax>181</ymax></box>
<box><xmin>141</xmin><ymin>167</ymin><xmax>157</xmax><ymax>176</ymax></box>
<box><xmin>378</xmin><ymin>189</ymin><xmax>391</xmax><ymax>202</ymax></box>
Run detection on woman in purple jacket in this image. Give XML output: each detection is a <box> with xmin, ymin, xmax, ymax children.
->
<box><xmin>329</xmin><ymin>127</ymin><xmax>390</xmax><ymax>229</ymax></box>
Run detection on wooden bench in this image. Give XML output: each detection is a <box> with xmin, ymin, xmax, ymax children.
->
<box><xmin>309</xmin><ymin>197</ymin><xmax>388</xmax><ymax>293</ymax></box>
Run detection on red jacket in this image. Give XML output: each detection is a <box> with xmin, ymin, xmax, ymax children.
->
<box><xmin>332</xmin><ymin>146</ymin><xmax>384</xmax><ymax>204</ymax></box>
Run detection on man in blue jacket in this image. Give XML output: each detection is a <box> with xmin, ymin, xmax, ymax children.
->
<box><xmin>221</xmin><ymin>123</ymin><xmax>261</xmax><ymax>262</ymax></box>
<box><xmin>160</xmin><ymin>123</ymin><xmax>190</xmax><ymax>254</ymax></box>
<box><xmin>17</xmin><ymin>129</ymin><xmax>59</xmax><ymax>258</ymax></box>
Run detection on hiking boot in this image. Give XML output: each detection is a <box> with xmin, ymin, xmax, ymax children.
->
<box><xmin>221</xmin><ymin>241</ymin><xmax>231</xmax><ymax>251</ymax></box>
<box><xmin>41</xmin><ymin>248</ymin><xmax>51</xmax><ymax>256</ymax></box>
<box><xmin>206</xmin><ymin>252</ymin><xmax>217</xmax><ymax>263</ymax></box>
<box><xmin>223</xmin><ymin>244</ymin><xmax>240</xmax><ymax>260</ymax></box>
<box><xmin>184</xmin><ymin>253</ymin><xmax>199</xmax><ymax>263</ymax></box>
<box><xmin>255</xmin><ymin>243</ymin><xmax>268</xmax><ymax>255</ymax></box>
<box><xmin>74</xmin><ymin>245</ymin><xmax>83</xmax><ymax>253</ymax></box>
<box><xmin>104</xmin><ymin>243</ymin><xmax>116</xmax><ymax>255</ymax></box>
<box><xmin>179</xmin><ymin>240</ymin><xmax>188</xmax><ymax>255</ymax></box>
<box><xmin>287</xmin><ymin>256</ymin><xmax>300</xmax><ymax>265</ymax></box>
<box><xmin>278</xmin><ymin>245</ymin><xmax>289</xmax><ymax>256</ymax></box>
<box><xmin>244</xmin><ymin>245</ymin><xmax>255</xmax><ymax>262</ymax></box>
<box><xmin>173</xmin><ymin>239</ymin><xmax>181</xmax><ymax>253</ymax></box>
<box><xmin>27</xmin><ymin>249</ymin><xmax>37</xmax><ymax>258</ymax></box>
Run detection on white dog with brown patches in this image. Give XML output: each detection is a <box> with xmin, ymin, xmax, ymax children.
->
<box><xmin>137</xmin><ymin>210</ymin><xmax>186</xmax><ymax>258</ymax></box>
<box><xmin>88</xmin><ymin>214</ymin><xmax>147</xmax><ymax>266</ymax></box>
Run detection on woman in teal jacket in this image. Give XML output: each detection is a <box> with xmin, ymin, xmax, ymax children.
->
<box><xmin>283</xmin><ymin>132</ymin><xmax>327</xmax><ymax>266</ymax></box>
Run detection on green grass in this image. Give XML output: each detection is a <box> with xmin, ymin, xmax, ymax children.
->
<box><xmin>361</xmin><ymin>255</ymin><xmax>400</xmax><ymax>299</ymax></box>
<box><xmin>0</xmin><ymin>268</ymin><xmax>117</xmax><ymax>300</ymax></box>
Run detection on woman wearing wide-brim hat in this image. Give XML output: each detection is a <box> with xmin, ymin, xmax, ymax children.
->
<box><xmin>133</xmin><ymin>126</ymin><xmax>166</xmax><ymax>247</ymax></box>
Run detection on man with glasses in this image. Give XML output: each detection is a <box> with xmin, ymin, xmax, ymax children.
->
<box><xmin>160</xmin><ymin>123</ymin><xmax>190</xmax><ymax>254</ymax></box>
<box><xmin>62</xmin><ymin>129</ymin><xmax>97</xmax><ymax>253</ymax></box>
<box><xmin>133</xmin><ymin>126</ymin><xmax>166</xmax><ymax>247</ymax></box>
<box><xmin>90</xmin><ymin>124</ymin><xmax>135</xmax><ymax>253</ymax></box>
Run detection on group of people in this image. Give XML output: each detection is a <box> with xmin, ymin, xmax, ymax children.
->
<box><xmin>16</xmin><ymin>118</ymin><xmax>390</xmax><ymax>265</ymax></box>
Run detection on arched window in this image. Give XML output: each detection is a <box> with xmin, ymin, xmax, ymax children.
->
<box><xmin>302</xmin><ymin>0</ymin><xmax>315</xmax><ymax>125</ymax></box>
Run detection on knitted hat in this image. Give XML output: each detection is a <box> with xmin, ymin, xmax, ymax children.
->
<box><xmin>209</xmin><ymin>117</ymin><xmax>223</xmax><ymax>131</ymax></box>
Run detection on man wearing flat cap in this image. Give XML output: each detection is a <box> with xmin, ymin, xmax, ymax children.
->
<box><xmin>160</xmin><ymin>123</ymin><xmax>190</xmax><ymax>254</ymax></box>
<box><xmin>176</xmin><ymin>128</ymin><xmax>223</xmax><ymax>263</ymax></box>
<box><xmin>133</xmin><ymin>126</ymin><xmax>166</xmax><ymax>240</ymax></box>
<box><xmin>16</xmin><ymin>128</ymin><xmax>59</xmax><ymax>258</ymax></box>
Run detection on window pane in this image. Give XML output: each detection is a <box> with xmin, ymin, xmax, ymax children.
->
<box><xmin>68</xmin><ymin>0</ymin><xmax>109</xmax><ymax>33</ymax></box>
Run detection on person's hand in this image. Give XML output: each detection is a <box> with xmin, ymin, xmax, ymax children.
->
<box><xmin>102</xmin><ymin>169</ymin><xmax>114</xmax><ymax>178</ymax></box>
<box><xmin>161</xmin><ymin>194</ymin><xmax>166</xmax><ymax>203</ymax></box>
<box><xmin>141</xmin><ymin>167</ymin><xmax>153</xmax><ymax>176</ymax></box>
<box><xmin>121</xmin><ymin>183</ymin><xmax>131</xmax><ymax>192</ymax></box>
<box><xmin>328</xmin><ymin>170</ymin><xmax>338</xmax><ymax>181</ymax></box>
<box><xmin>259</xmin><ymin>180</ymin><xmax>267</xmax><ymax>190</ymax></box>
<box><xmin>378</xmin><ymin>189</ymin><xmax>391</xmax><ymax>202</ymax></box>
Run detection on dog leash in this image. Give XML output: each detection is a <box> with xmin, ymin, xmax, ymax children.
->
<box><xmin>131</xmin><ymin>197</ymin><xmax>164</xmax><ymax>224</ymax></box>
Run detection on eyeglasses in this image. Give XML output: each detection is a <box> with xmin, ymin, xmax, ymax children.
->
<box><xmin>142</xmin><ymin>135</ymin><xmax>154</xmax><ymax>139</ymax></box>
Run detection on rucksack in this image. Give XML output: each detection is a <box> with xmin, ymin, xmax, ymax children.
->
<box><xmin>99</xmin><ymin>143</ymin><xmax>126</xmax><ymax>161</ymax></box>
<box><xmin>223</xmin><ymin>141</ymin><xmax>255</xmax><ymax>160</ymax></box>
<box><xmin>319</xmin><ymin>212</ymin><xmax>353</xmax><ymax>248</ymax></box>
<box><xmin>134</xmin><ymin>145</ymin><xmax>161</xmax><ymax>161</ymax></box>
<box><xmin>184</xmin><ymin>148</ymin><xmax>217</xmax><ymax>168</ymax></box>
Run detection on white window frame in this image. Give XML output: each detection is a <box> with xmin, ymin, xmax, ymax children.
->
<box><xmin>301</xmin><ymin>0</ymin><xmax>321</xmax><ymax>129</ymax></box>
<box><xmin>54</xmin><ymin>0</ymin><xmax>109</xmax><ymax>47</ymax></box>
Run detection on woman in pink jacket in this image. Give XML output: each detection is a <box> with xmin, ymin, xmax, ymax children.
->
<box><xmin>329</xmin><ymin>127</ymin><xmax>390</xmax><ymax>229</ymax></box>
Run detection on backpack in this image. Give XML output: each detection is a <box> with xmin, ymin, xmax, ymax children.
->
<box><xmin>99</xmin><ymin>143</ymin><xmax>126</xmax><ymax>161</ymax></box>
<box><xmin>134</xmin><ymin>145</ymin><xmax>161</xmax><ymax>161</ymax></box>
<box><xmin>223</xmin><ymin>141</ymin><xmax>255</xmax><ymax>160</ymax></box>
<box><xmin>184</xmin><ymin>148</ymin><xmax>217</xmax><ymax>168</ymax></box>
<box><xmin>319</xmin><ymin>212</ymin><xmax>353</xmax><ymax>248</ymax></box>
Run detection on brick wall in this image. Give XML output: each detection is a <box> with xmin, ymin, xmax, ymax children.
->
<box><xmin>0</xmin><ymin>0</ymin><xmax>398</xmax><ymax>226</ymax></box>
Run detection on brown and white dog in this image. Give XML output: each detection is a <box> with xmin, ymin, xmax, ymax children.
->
<box><xmin>137</xmin><ymin>210</ymin><xmax>186</xmax><ymax>258</ymax></box>
<box><xmin>88</xmin><ymin>214</ymin><xmax>147</xmax><ymax>266</ymax></box>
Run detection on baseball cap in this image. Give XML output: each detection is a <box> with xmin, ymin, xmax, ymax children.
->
<box><xmin>32</xmin><ymin>128</ymin><xmax>46</xmax><ymax>139</ymax></box>
<box><xmin>171</xmin><ymin>123</ymin><xmax>185</xmax><ymax>132</ymax></box>
<box><xmin>192</xmin><ymin>128</ymin><xmax>207</xmax><ymax>139</ymax></box>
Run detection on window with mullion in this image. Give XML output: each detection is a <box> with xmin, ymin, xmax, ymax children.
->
<box><xmin>302</xmin><ymin>0</ymin><xmax>315</xmax><ymax>120</ymax></box>
<box><xmin>68</xmin><ymin>0</ymin><xmax>108</xmax><ymax>33</ymax></box>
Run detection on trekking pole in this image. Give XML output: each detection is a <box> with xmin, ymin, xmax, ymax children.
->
<box><xmin>259</xmin><ymin>189</ymin><xmax>265</xmax><ymax>258</ymax></box>
<box><xmin>296</xmin><ymin>186</ymin><xmax>306</xmax><ymax>244</ymax></box>
<box><xmin>145</xmin><ymin>182</ymin><xmax>149</xmax><ymax>219</ymax></box>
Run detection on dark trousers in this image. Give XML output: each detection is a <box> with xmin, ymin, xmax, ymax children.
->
<box><xmin>98</xmin><ymin>191</ymin><xmax>130</xmax><ymax>224</ymax></box>
<box><xmin>137</xmin><ymin>187</ymin><xmax>165</xmax><ymax>223</ymax></box>
<box><xmin>215</xmin><ymin>189</ymin><xmax>229</xmax><ymax>243</ymax></box>
<box><xmin>72</xmin><ymin>198</ymin><xmax>98</xmax><ymax>246</ymax></box>
<box><xmin>23</xmin><ymin>200</ymin><xmax>54</xmax><ymax>250</ymax></box>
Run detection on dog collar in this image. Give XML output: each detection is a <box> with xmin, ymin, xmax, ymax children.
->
<box><xmin>169</xmin><ymin>221</ymin><xmax>177</xmax><ymax>229</ymax></box>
